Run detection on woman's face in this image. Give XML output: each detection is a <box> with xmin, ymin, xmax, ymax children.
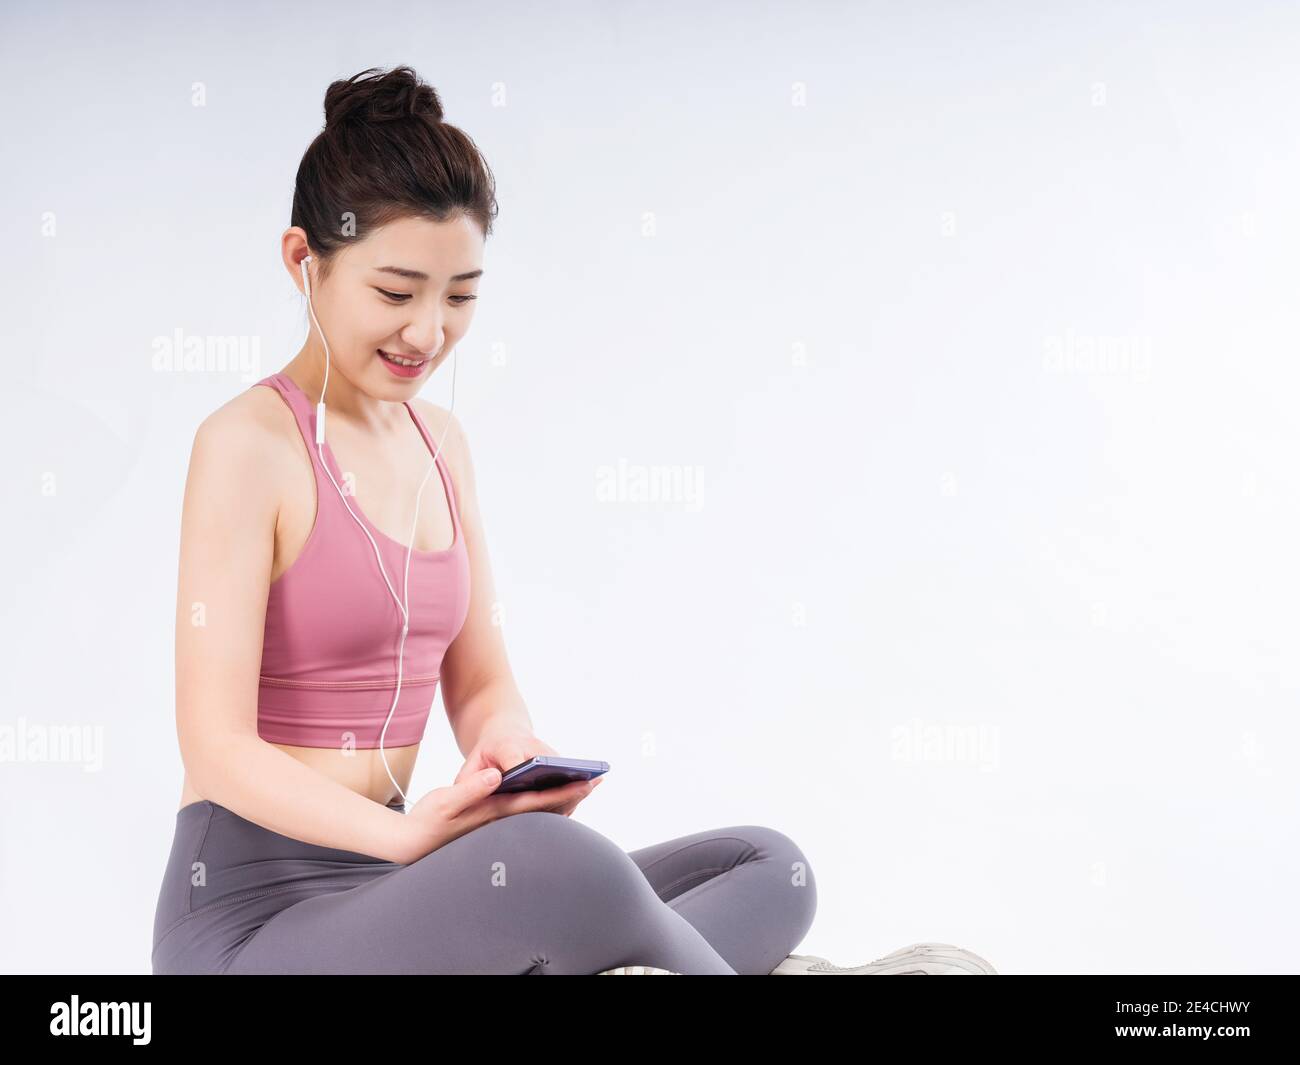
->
<box><xmin>295</xmin><ymin>214</ymin><xmax>484</xmax><ymax>396</ymax></box>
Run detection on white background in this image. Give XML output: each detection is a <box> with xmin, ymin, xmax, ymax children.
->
<box><xmin>2</xmin><ymin>0</ymin><xmax>1296</xmax><ymax>974</ymax></box>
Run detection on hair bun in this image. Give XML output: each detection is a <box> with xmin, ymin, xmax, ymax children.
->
<box><xmin>323</xmin><ymin>66</ymin><xmax>444</xmax><ymax>129</ymax></box>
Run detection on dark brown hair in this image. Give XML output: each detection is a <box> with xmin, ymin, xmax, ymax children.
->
<box><xmin>291</xmin><ymin>66</ymin><xmax>498</xmax><ymax>284</ymax></box>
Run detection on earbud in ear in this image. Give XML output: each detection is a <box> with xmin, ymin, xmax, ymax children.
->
<box><xmin>300</xmin><ymin>255</ymin><xmax>313</xmax><ymax>297</ymax></box>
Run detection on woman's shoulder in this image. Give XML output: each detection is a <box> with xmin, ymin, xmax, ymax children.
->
<box><xmin>190</xmin><ymin>378</ymin><xmax>303</xmax><ymax>471</ymax></box>
<box><xmin>223</xmin><ymin>375</ymin><xmax>300</xmax><ymax>429</ymax></box>
<box><xmin>180</xmin><ymin>381</ymin><xmax>299</xmax><ymax>537</ymax></box>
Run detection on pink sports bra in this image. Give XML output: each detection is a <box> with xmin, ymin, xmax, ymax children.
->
<box><xmin>249</xmin><ymin>371</ymin><xmax>471</xmax><ymax>749</ymax></box>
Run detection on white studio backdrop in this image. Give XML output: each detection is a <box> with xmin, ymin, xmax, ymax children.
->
<box><xmin>1</xmin><ymin>0</ymin><xmax>1296</xmax><ymax>974</ymax></box>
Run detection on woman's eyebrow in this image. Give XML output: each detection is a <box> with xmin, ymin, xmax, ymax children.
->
<box><xmin>374</xmin><ymin>265</ymin><xmax>483</xmax><ymax>282</ymax></box>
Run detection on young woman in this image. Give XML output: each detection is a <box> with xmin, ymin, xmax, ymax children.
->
<box><xmin>150</xmin><ymin>65</ymin><xmax>995</xmax><ymax>976</ymax></box>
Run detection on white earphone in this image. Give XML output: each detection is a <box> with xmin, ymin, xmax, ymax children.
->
<box><xmin>299</xmin><ymin>252</ymin><xmax>458</xmax><ymax>806</ymax></box>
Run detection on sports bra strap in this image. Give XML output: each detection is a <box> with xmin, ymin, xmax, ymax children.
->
<box><xmin>252</xmin><ymin>372</ymin><xmax>322</xmax><ymax>468</ymax></box>
<box><xmin>403</xmin><ymin>400</ymin><xmax>463</xmax><ymax>540</ymax></box>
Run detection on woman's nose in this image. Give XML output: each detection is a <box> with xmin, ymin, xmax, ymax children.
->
<box><xmin>402</xmin><ymin>317</ymin><xmax>444</xmax><ymax>356</ymax></box>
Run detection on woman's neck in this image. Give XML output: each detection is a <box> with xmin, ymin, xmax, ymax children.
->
<box><xmin>284</xmin><ymin>345</ymin><xmax>405</xmax><ymax>432</ymax></box>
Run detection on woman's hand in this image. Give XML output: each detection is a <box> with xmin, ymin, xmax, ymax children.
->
<box><xmin>397</xmin><ymin>764</ymin><xmax>598</xmax><ymax>864</ymax></box>
<box><xmin>397</xmin><ymin>719</ymin><xmax>605</xmax><ymax>864</ymax></box>
<box><xmin>453</xmin><ymin>718</ymin><xmax>601</xmax><ymax>818</ymax></box>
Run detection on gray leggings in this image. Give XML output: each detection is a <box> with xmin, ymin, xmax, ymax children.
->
<box><xmin>151</xmin><ymin>799</ymin><xmax>817</xmax><ymax>974</ymax></box>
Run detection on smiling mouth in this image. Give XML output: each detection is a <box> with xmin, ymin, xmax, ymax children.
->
<box><xmin>378</xmin><ymin>349</ymin><xmax>429</xmax><ymax>368</ymax></box>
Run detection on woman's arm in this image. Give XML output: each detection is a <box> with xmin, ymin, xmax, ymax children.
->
<box><xmin>422</xmin><ymin>405</ymin><xmax>535</xmax><ymax>756</ymax></box>
<box><xmin>173</xmin><ymin>400</ymin><xmax>410</xmax><ymax>863</ymax></box>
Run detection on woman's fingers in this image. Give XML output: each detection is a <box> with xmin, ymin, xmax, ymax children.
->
<box><xmin>544</xmin><ymin>778</ymin><xmax>593</xmax><ymax>814</ymax></box>
<box><xmin>475</xmin><ymin>777</ymin><xmax>601</xmax><ymax>821</ymax></box>
<box><xmin>521</xmin><ymin>778</ymin><xmax>593</xmax><ymax>817</ymax></box>
<box><xmin>554</xmin><ymin>777</ymin><xmax>602</xmax><ymax>816</ymax></box>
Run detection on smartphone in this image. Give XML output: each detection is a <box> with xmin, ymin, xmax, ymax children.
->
<box><xmin>492</xmin><ymin>756</ymin><xmax>609</xmax><ymax>794</ymax></box>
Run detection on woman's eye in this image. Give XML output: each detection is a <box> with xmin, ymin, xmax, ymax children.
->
<box><xmin>377</xmin><ymin>289</ymin><xmax>476</xmax><ymax>306</ymax></box>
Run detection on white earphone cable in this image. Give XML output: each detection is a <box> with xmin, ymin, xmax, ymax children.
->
<box><xmin>299</xmin><ymin>253</ymin><xmax>456</xmax><ymax>806</ymax></box>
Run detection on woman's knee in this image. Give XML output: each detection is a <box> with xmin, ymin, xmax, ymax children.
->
<box><xmin>738</xmin><ymin>824</ymin><xmax>814</xmax><ymax>874</ymax></box>
<box><xmin>471</xmin><ymin>811</ymin><xmax>650</xmax><ymax>893</ymax></box>
<box><xmin>731</xmin><ymin>824</ymin><xmax>818</xmax><ymax>927</ymax></box>
<box><xmin>467</xmin><ymin>812</ymin><xmax>670</xmax><ymax>947</ymax></box>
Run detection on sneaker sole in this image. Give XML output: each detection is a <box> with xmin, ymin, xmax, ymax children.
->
<box><xmin>774</xmin><ymin>942</ymin><xmax>998</xmax><ymax>975</ymax></box>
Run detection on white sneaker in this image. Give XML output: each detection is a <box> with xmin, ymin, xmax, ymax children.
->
<box><xmin>596</xmin><ymin>965</ymin><xmax>681</xmax><ymax>974</ymax></box>
<box><xmin>769</xmin><ymin>941</ymin><xmax>998</xmax><ymax>975</ymax></box>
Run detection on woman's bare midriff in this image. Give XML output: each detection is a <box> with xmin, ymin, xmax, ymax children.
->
<box><xmin>177</xmin><ymin>741</ymin><xmax>421</xmax><ymax>813</ymax></box>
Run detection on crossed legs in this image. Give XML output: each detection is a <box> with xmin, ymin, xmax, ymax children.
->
<box><xmin>223</xmin><ymin>810</ymin><xmax>817</xmax><ymax>975</ymax></box>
